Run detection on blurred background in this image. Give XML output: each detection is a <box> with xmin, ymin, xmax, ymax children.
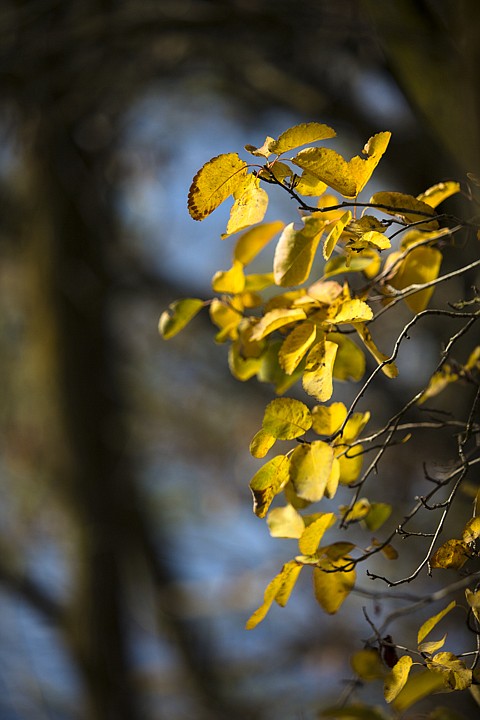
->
<box><xmin>0</xmin><ymin>1</ymin><xmax>479</xmax><ymax>719</ymax></box>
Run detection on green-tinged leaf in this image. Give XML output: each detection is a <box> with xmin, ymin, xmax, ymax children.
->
<box><xmin>321</xmin><ymin>541</ymin><xmax>356</xmax><ymax>561</ymax></box>
<box><xmin>340</xmin><ymin>498</ymin><xmax>370</xmax><ymax>525</ymax></box>
<box><xmin>321</xmin><ymin>704</ymin><xmax>388</xmax><ymax>719</ymax></box>
<box><xmin>417</xmin><ymin>181</ymin><xmax>461</xmax><ymax>208</ymax></box>
<box><xmin>233</xmin><ymin>221</ymin><xmax>284</xmax><ymax>264</ymax></box>
<box><xmin>354</xmin><ymin>323</ymin><xmax>398</xmax><ymax>378</ymax></box>
<box><xmin>418</xmin><ymin>635</ymin><xmax>447</xmax><ymax>655</ymax></box>
<box><xmin>353</xmin><ymin>230</ymin><xmax>391</xmax><ymax>251</ymax></box>
<box><xmin>323</xmin><ymin>211</ymin><xmax>352</xmax><ymax>260</ymax></box>
<box><xmin>211</xmin><ymin>260</ymin><xmax>245</xmax><ymax>294</ymax></box>
<box><xmin>249</xmin><ymin>455</ymin><xmax>291</xmax><ymax>518</ymax></box>
<box><xmin>290</xmin><ymin>441</ymin><xmax>335</xmax><ymax>502</ymax></box>
<box><xmin>313</xmin><ymin>558</ymin><xmax>356</xmax><ymax>614</ymax></box>
<box><xmin>351</xmin><ymin>648</ymin><xmax>385</xmax><ymax>681</ymax></box>
<box><xmin>292</xmin><ymin>132</ymin><xmax>391</xmax><ymax>198</ymax></box>
<box><xmin>257</xmin><ymin>340</ymin><xmax>304</xmax><ymax>394</ymax></box>
<box><xmin>188</xmin><ymin>153</ymin><xmax>248</xmax><ymax>220</ymax></box>
<box><xmin>267</xmin><ymin>504</ymin><xmax>305</xmax><ymax>538</ymax></box>
<box><xmin>279</xmin><ymin>322</ymin><xmax>317</xmax><ymax>374</ymax></box>
<box><xmin>262</xmin><ymin>397</ymin><xmax>312</xmax><ymax>439</ymax></box>
<box><xmin>294</xmin><ymin>171</ymin><xmax>328</xmax><ymax>197</ymax></box>
<box><xmin>364</xmin><ymin>503</ymin><xmax>392</xmax><ymax>532</ymax></box>
<box><xmin>417</xmin><ymin>601</ymin><xmax>456</xmax><ymax>644</ymax></box>
<box><xmin>209</xmin><ymin>298</ymin><xmax>243</xmax><ymax>342</ymax></box>
<box><xmin>273</xmin><ymin>217</ymin><xmax>326</xmax><ymax>286</ymax></box>
<box><xmin>385</xmin><ymin>246</ymin><xmax>443</xmax><ymax>313</ymax></box>
<box><xmin>244</xmin><ymin>272</ymin><xmax>275</xmax><ymax>292</ymax></box>
<box><xmin>328</xmin><ymin>332</ymin><xmax>366</xmax><ymax>382</ymax></box>
<box><xmin>392</xmin><ymin>669</ymin><xmax>446</xmax><ymax>712</ymax></box>
<box><xmin>302</xmin><ymin>339</ymin><xmax>338</xmax><ymax>402</ymax></box>
<box><xmin>384</xmin><ymin>656</ymin><xmax>413</xmax><ymax>703</ymax></box>
<box><xmin>159</xmin><ymin>298</ymin><xmax>204</xmax><ymax>339</ymax></box>
<box><xmin>333</xmin><ymin>298</ymin><xmax>373</xmax><ymax>324</ymax></box>
<box><xmin>249</xmin><ymin>428</ymin><xmax>276</xmax><ymax>458</ymax></box>
<box><xmin>245</xmin><ymin>560</ymin><xmax>302</xmax><ymax>629</ymax></box>
<box><xmin>224</xmin><ymin>175</ymin><xmax>269</xmax><ymax>236</ymax></box>
<box><xmin>426</xmin><ymin>652</ymin><xmax>472</xmax><ymax>691</ymax></box>
<box><xmin>311</xmin><ymin>402</ymin><xmax>347</xmax><ymax>436</ymax></box>
<box><xmin>269</xmin><ymin>122</ymin><xmax>336</xmax><ymax>155</ymax></box>
<box><xmin>324</xmin><ymin>251</ymin><xmax>381</xmax><ymax>279</ymax></box>
<box><xmin>463</xmin><ymin>517</ymin><xmax>480</xmax><ymax>544</ymax></box>
<box><xmin>430</xmin><ymin>540</ymin><xmax>469</xmax><ymax>569</ymax></box>
<box><xmin>370</xmin><ymin>191</ymin><xmax>438</xmax><ymax>229</ymax></box>
<box><xmin>228</xmin><ymin>343</ymin><xmax>262</xmax><ymax>380</ymax></box>
<box><xmin>250</xmin><ymin>307</ymin><xmax>307</xmax><ymax>341</ymax></box>
<box><xmin>298</xmin><ymin>512</ymin><xmax>336</xmax><ymax>554</ymax></box>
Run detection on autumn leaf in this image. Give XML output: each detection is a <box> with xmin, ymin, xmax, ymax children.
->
<box><xmin>417</xmin><ymin>601</ymin><xmax>456</xmax><ymax>645</ymax></box>
<box><xmin>245</xmin><ymin>560</ymin><xmax>303</xmax><ymax>629</ymax></box>
<box><xmin>249</xmin><ymin>455</ymin><xmax>291</xmax><ymax>518</ymax></box>
<box><xmin>159</xmin><ymin>298</ymin><xmax>204</xmax><ymax>339</ymax></box>
<box><xmin>430</xmin><ymin>540</ymin><xmax>469</xmax><ymax>569</ymax></box>
<box><xmin>273</xmin><ymin>216</ymin><xmax>326</xmax><ymax>286</ymax></box>
<box><xmin>188</xmin><ymin>153</ymin><xmax>248</xmax><ymax>220</ymax></box>
<box><xmin>384</xmin><ymin>656</ymin><xmax>413</xmax><ymax>703</ymax></box>
<box><xmin>313</xmin><ymin>557</ymin><xmax>356</xmax><ymax>614</ymax></box>
<box><xmin>262</xmin><ymin>397</ymin><xmax>312</xmax><ymax>439</ymax></box>
<box><xmin>289</xmin><ymin>441</ymin><xmax>335</xmax><ymax>502</ymax></box>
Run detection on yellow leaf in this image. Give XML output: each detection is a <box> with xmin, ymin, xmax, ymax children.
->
<box><xmin>262</xmin><ymin>397</ymin><xmax>312</xmax><ymax>440</ymax></box>
<box><xmin>294</xmin><ymin>171</ymin><xmax>327</xmax><ymax>197</ymax></box>
<box><xmin>233</xmin><ymin>221</ymin><xmax>284</xmax><ymax>264</ymax></box>
<box><xmin>307</xmin><ymin>279</ymin><xmax>343</xmax><ymax>303</ymax></box>
<box><xmin>273</xmin><ymin>216</ymin><xmax>326</xmax><ymax>287</ymax></box>
<box><xmin>244</xmin><ymin>136</ymin><xmax>276</xmax><ymax>158</ymax></box>
<box><xmin>340</xmin><ymin>498</ymin><xmax>370</xmax><ymax>525</ymax></box>
<box><xmin>257</xmin><ymin>340</ymin><xmax>303</xmax><ymax>394</ymax></box>
<box><xmin>328</xmin><ymin>332</ymin><xmax>366</xmax><ymax>382</ymax></box>
<box><xmin>417</xmin><ymin>181</ymin><xmax>460</xmax><ymax>208</ymax></box>
<box><xmin>417</xmin><ymin>365</ymin><xmax>458</xmax><ymax>404</ymax></box>
<box><xmin>353</xmin><ymin>230</ymin><xmax>391</xmax><ymax>251</ymax></box>
<box><xmin>302</xmin><ymin>339</ymin><xmax>338</xmax><ymax>402</ymax></box>
<box><xmin>336</xmin><ymin>447</ymin><xmax>364</xmax><ymax>486</ymax></box>
<box><xmin>418</xmin><ymin>635</ymin><xmax>447</xmax><ymax>655</ymax></box>
<box><xmin>311</xmin><ymin>402</ymin><xmax>347</xmax><ymax>436</ymax></box>
<box><xmin>351</xmin><ymin>648</ymin><xmax>385</xmax><ymax>681</ymax></box>
<box><xmin>463</xmin><ymin>517</ymin><xmax>480</xmax><ymax>544</ymax></box>
<box><xmin>370</xmin><ymin>191</ymin><xmax>438</xmax><ymax>230</ymax></box>
<box><xmin>249</xmin><ymin>455</ymin><xmax>291</xmax><ymax>518</ymax></box>
<box><xmin>430</xmin><ymin>540</ymin><xmax>469</xmax><ymax>569</ymax></box>
<box><xmin>292</xmin><ymin>132</ymin><xmax>391</xmax><ymax>198</ymax></box>
<box><xmin>245</xmin><ymin>560</ymin><xmax>302</xmax><ymax>629</ymax></box>
<box><xmin>465</xmin><ymin>588</ymin><xmax>480</xmax><ymax>623</ymax></box>
<box><xmin>267</xmin><ymin>504</ymin><xmax>305</xmax><ymax>539</ymax></box>
<box><xmin>290</xmin><ymin>441</ymin><xmax>335</xmax><ymax>502</ymax></box>
<box><xmin>333</xmin><ymin>299</ymin><xmax>373</xmax><ymax>324</ymax></box>
<box><xmin>249</xmin><ymin>428</ymin><xmax>276</xmax><ymax>458</ymax></box>
<box><xmin>298</xmin><ymin>512</ymin><xmax>336</xmax><ymax>554</ymax></box>
<box><xmin>209</xmin><ymin>298</ymin><xmax>243</xmax><ymax>342</ymax></box>
<box><xmin>392</xmin><ymin>669</ymin><xmax>445</xmax><ymax>712</ymax></box>
<box><xmin>465</xmin><ymin>346</ymin><xmax>480</xmax><ymax>371</ymax></box>
<box><xmin>364</xmin><ymin>503</ymin><xmax>392</xmax><ymax>532</ymax></box>
<box><xmin>384</xmin><ymin>656</ymin><xmax>413</xmax><ymax>703</ymax></box>
<box><xmin>228</xmin><ymin>343</ymin><xmax>262</xmax><ymax>381</ymax></box>
<box><xmin>341</xmin><ymin>411</ymin><xmax>370</xmax><ymax>443</ymax></box>
<box><xmin>188</xmin><ymin>153</ymin><xmax>248</xmax><ymax>220</ymax></box>
<box><xmin>250</xmin><ymin>307</ymin><xmax>307</xmax><ymax>341</ymax></box>
<box><xmin>313</xmin><ymin>558</ymin><xmax>356</xmax><ymax>614</ymax></box>
<box><xmin>279</xmin><ymin>322</ymin><xmax>317</xmax><ymax>374</ymax></box>
<box><xmin>211</xmin><ymin>259</ymin><xmax>245</xmax><ymax>294</ymax></box>
<box><xmin>159</xmin><ymin>298</ymin><xmax>204</xmax><ymax>339</ymax></box>
<box><xmin>244</xmin><ymin>272</ymin><xmax>275</xmax><ymax>292</ymax></box>
<box><xmin>224</xmin><ymin>175</ymin><xmax>269</xmax><ymax>236</ymax></box>
<box><xmin>354</xmin><ymin>323</ymin><xmax>398</xmax><ymax>378</ymax></box>
<box><xmin>323</xmin><ymin>211</ymin><xmax>352</xmax><ymax>260</ymax></box>
<box><xmin>385</xmin><ymin>246</ymin><xmax>443</xmax><ymax>313</ymax></box>
<box><xmin>427</xmin><ymin>652</ymin><xmax>472</xmax><ymax>690</ymax></box>
<box><xmin>325</xmin><ymin>457</ymin><xmax>340</xmax><ymax>499</ymax></box>
<box><xmin>324</xmin><ymin>251</ymin><xmax>381</xmax><ymax>279</ymax></box>
<box><xmin>269</xmin><ymin>122</ymin><xmax>336</xmax><ymax>155</ymax></box>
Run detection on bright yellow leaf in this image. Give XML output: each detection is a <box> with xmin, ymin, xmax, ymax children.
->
<box><xmin>279</xmin><ymin>322</ymin><xmax>317</xmax><ymax>374</ymax></box>
<box><xmin>418</xmin><ymin>635</ymin><xmax>447</xmax><ymax>655</ymax></box>
<box><xmin>159</xmin><ymin>298</ymin><xmax>204</xmax><ymax>339</ymax></box>
<box><xmin>289</xmin><ymin>441</ymin><xmax>335</xmax><ymax>502</ymax></box>
<box><xmin>370</xmin><ymin>191</ymin><xmax>438</xmax><ymax>230</ymax></box>
<box><xmin>463</xmin><ymin>517</ymin><xmax>480</xmax><ymax>544</ymax></box>
<box><xmin>333</xmin><ymin>299</ymin><xmax>373</xmax><ymax>324</ymax></box>
<box><xmin>249</xmin><ymin>428</ymin><xmax>276</xmax><ymax>458</ymax></box>
<box><xmin>250</xmin><ymin>307</ymin><xmax>307</xmax><ymax>341</ymax></box>
<box><xmin>273</xmin><ymin>216</ymin><xmax>326</xmax><ymax>287</ymax></box>
<box><xmin>224</xmin><ymin>175</ymin><xmax>269</xmax><ymax>236</ymax></box>
<box><xmin>249</xmin><ymin>455</ymin><xmax>291</xmax><ymax>518</ymax></box>
<box><xmin>233</xmin><ymin>221</ymin><xmax>284</xmax><ymax>264</ymax></box>
<box><xmin>385</xmin><ymin>246</ymin><xmax>442</xmax><ymax>313</ymax></box>
<box><xmin>245</xmin><ymin>560</ymin><xmax>302</xmax><ymax>629</ymax></box>
<box><xmin>267</xmin><ymin>504</ymin><xmax>305</xmax><ymax>539</ymax></box>
<box><xmin>323</xmin><ymin>211</ymin><xmax>352</xmax><ymax>260</ymax></box>
<box><xmin>268</xmin><ymin>122</ymin><xmax>336</xmax><ymax>155</ymax></box>
<box><xmin>209</xmin><ymin>298</ymin><xmax>243</xmax><ymax>341</ymax></box>
<box><xmin>340</xmin><ymin>498</ymin><xmax>370</xmax><ymax>525</ymax></box>
<box><xmin>384</xmin><ymin>656</ymin><xmax>413</xmax><ymax>703</ymax></box>
<box><xmin>430</xmin><ymin>540</ymin><xmax>469</xmax><ymax>569</ymax></box>
<box><xmin>426</xmin><ymin>652</ymin><xmax>472</xmax><ymax>691</ymax></box>
<box><xmin>324</xmin><ymin>251</ymin><xmax>381</xmax><ymax>279</ymax></box>
<box><xmin>188</xmin><ymin>153</ymin><xmax>248</xmax><ymax>220</ymax></box>
<box><xmin>328</xmin><ymin>332</ymin><xmax>366</xmax><ymax>382</ymax></box>
<box><xmin>311</xmin><ymin>402</ymin><xmax>347</xmax><ymax>436</ymax></box>
<box><xmin>298</xmin><ymin>512</ymin><xmax>336</xmax><ymax>554</ymax></box>
<box><xmin>392</xmin><ymin>669</ymin><xmax>445</xmax><ymax>712</ymax></box>
<box><xmin>364</xmin><ymin>503</ymin><xmax>392</xmax><ymax>532</ymax></box>
<box><xmin>262</xmin><ymin>397</ymin><xmax>312</xmax><ymax>439</ymax></box>
<box><xmin>417</xmin><ymin>603</ymin><xmax>456</xmax><ymax>646</ymax></box>
<box><xmin>302</xmin><ymin>339</ymin><xmax>338</xmax><ymax>402</ymax></box>
<box><xmin>228</xmin><ymin>343</ymin><xmax>262</xmax><ymax>381</ymax></box>
<box><xmin>417</xmin><ymin>181</ymin><xmax>460</xmax><ymax>208</ymax></box>
<box><xmin>294</xmin><ymin>171</ymin><xmax>328</xmax><ymax>197</ymax></box>
<box><xmin>313</xmin><ymin>558</ymin><xmax>356</xmax><ymax>614</ymax></box>
<box><xmin>211</xmin><ymin>259</ymin><xmax>245</xmax><ymax>294</ymax></box>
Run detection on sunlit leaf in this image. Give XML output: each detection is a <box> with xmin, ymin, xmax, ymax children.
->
<box><xmin>250</xmin><ymin>307</ymin><xmax>307</xmax><ymax>340</ymax></box>
<box><xmin>257</xmin><ymin>340</ymin><xmax>304</xmax><ymax>394</ymax></box>
<box><xmin>298</xmin><ymin>512</ymin><xmax>336</xmax><ymax>554</ymax></box>
<box><xmin>426</xmin><ymin>652</ymin><xmax>472</xmax><ymax>691</ymax></box>
<box><xmin>324</xmin><ymin>251</ymin><xmax>381</xmax><ymax>279</ymax></box>
<box><xmin>323</xmin><ymin>211</ymin><xmax>352</xmax><ymax>260</ymax></box>
<box><xmin>311</xmin><ymin>402</ymin><xmax>347</xmax><ymax>436</ymax></box>
<box><xmin>267</xmin><ymin>504</ymin><xmax>305</xmax><ymax>538</ymax></box>
<box><xmin>336</xmin><ymin>447</ymin><xmax>364</xmax><ymax>486</ymax></box>
<box><xmin>290</xmin><ymin>441</ymin><xmax>335</xmax><ymax>502</ymax></box>
<box><xmin>341</xmin><ymin>412</ymin><xmax>370</xmax><ymax>443</ymax></box>
<box><xmin>370</xmin><ymin>191</ymin><xmax>438</xmax><ymax>229</ymax></box>
<box><xmin>417</xmin><ymin>601</ymin><xmax>456</xmax><ymax>645</ymax></box>
<box><xmin>307</xmin><ymin>279</ymin><xmax>343</xmax><ymax>303</ymax></box>
<box><xmin>384</xmin><ymin>656</ymin><xmax>413</xmax><ymax>703</ymax></box>
<box><xmin>392</xmin><ymin>669</ymin><xmax>445</xmax><ymax>712</ymax></box>
<box><xmin>209</xmin><ymin>298</ymin><xmax>243</xmax><ymax>342</ymax></box>
<box><xmin>188</xmin><ymin>153</ymin><xmax>248</xmax><ymax>220</ymax></box>
<box><xmin>244</xmin><ymin>272</ymin><xmax>275</xmax><ymax>292</ymax></box>
<box><xmin>385</xmin><ymin>246</ymin><xmax>443</xmax><ymax>313</ymax></box>
<box><xmin>279</xmin><ymin>322</ymin><xmax>317</xmax><ymax>374</ymax></box>
<box><xmin>211</xmin><ymin>260</ymin><xmax>245</xmax><ymax>294</ymax></box>
<box><xmin>328</xmin><ymin>332</ymin><xmax>366</xmax><ymax>382</ymax></box>
<box><xmin>302</xmin><ymin>339</ymin><xmax>338</xmax><ymax>402</ymax></box>
<box><xmin>417</xmin><ymin>365</ymin><xmax>458</xmax><ymax>404</ymax></box>
<box><xmin>159</xmin><ymin>298</ymin><xmax>204</xmax><ymax>339</ymax></box>
<box><xmin>417</xmin><ymin>181</ymin><xmax>461</xmax><ymax>208</ymax></box>
<box><xmin>325</xmin><ymin>457</ymin><xmax>340</xmax><ymax>499</ymax></box>
<box><xmin>430</xmin><ymin>540</ymin><xmax>469</xmax><ymax>569</ymax></box>
<box><xmin>273</xmin><ymin>216</ymin><xmax>326</xmax><ymax>286</ymax></box>
<box><xmin>249</xmin><ymin>455</ymin><xmax>291</xmax><ymax>518</ymax></box>
<box><xmin>228</xmin><ymin>343</ymin><xmax>262</xmax><ymax>380</ymax></box>
<box><xmin>333</xmin><ymin>299</ymin><xmax>373</xmax><ymax>324</ymax></box>
<box><xmin>269</xmin><ymin>122</ymin><xmax>336</xmax><ymax>155</ymax></box>
<box><xmin>245</xmin><ymin>560</ymin><xmax>302</xmax><ymax>629</ymax></box>
<box><xmin>340</xmin><ymin>498</ymin><xmax>370</xmax><ymax>525</ymax></box>
<box><xmin>418</xmin><ymin>635</ymin><xmax>447</xmax><ymax>655</ymax></box>
<box><xmin>249</xmin><ymin>428</ymin><xmax>276</xmax><ymax>458</ymax></box>
<box><xmin>354</xmin><ymin>323</ymin><xmax>398</xmax><ymax>378</ymax></box>
<box><xmin>294</xmin><ymin>171</ymin><xmax>328</xmax><ymax>197</ymax></box>
<box><xmin>351</xmin><ymin>648</ymin><xmax>385</xmax><ymax>681</ymax></box>
<box><xmin>233</xmin><ymin>221</ymin><xmax>285</xmax><ymax>264</ymax></box>
<box><xmin>224</xmin><ymin>175</ymin><xmax>269</xmax><ymax>236</ymax></box>
<box><xmin>313</xmin><ymin>558</ymin><xmax>356</xmax><ymax>614</ymax></box>
<box><xmin>262</xmin><ymin>397</ymin><xmax>312</xmax><ymax>439</ymax></box>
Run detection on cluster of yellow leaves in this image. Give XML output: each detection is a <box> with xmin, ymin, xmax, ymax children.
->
<box><xmin>430</xmin><ymin>515</ymin><xmax>480</xmax><ymax>570</ymax></box>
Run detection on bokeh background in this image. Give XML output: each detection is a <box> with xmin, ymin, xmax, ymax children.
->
<box><xmin>0</xmin><ymin>1</ymin><xmax>479</xmax><ymax>719</ymax></box>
